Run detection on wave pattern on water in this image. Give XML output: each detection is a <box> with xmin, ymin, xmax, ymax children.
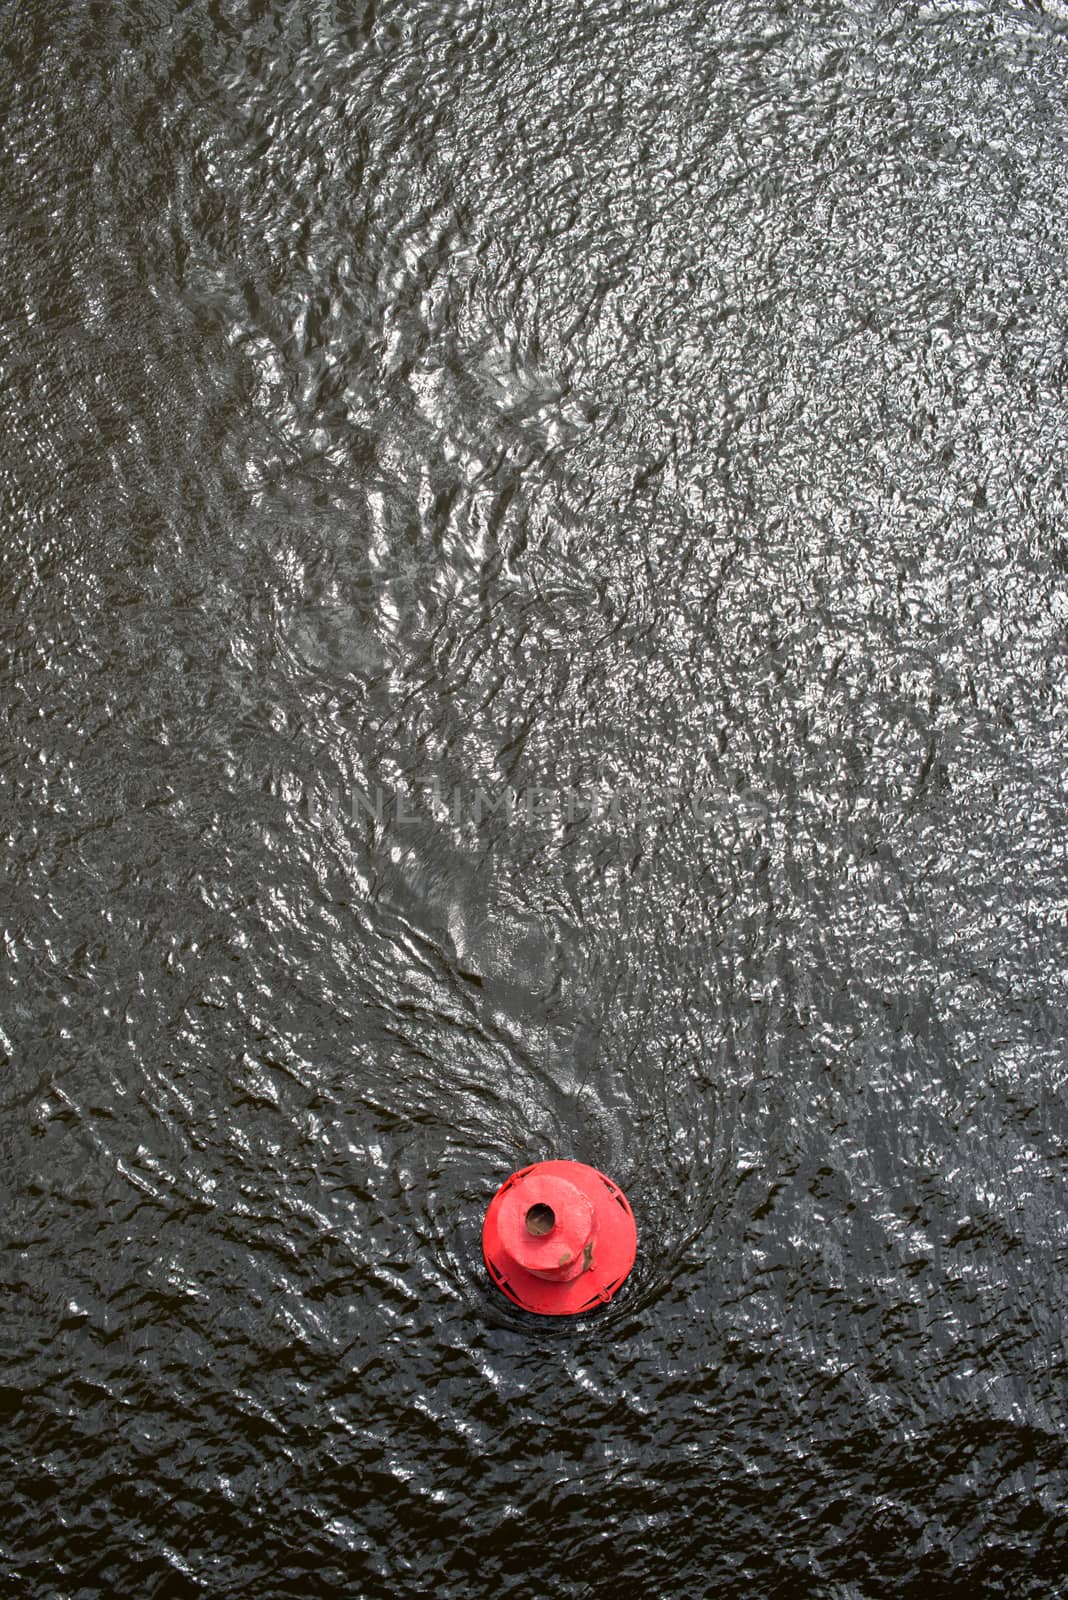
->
<box><xmin>1</xmin><ymin>0</ymin><xmax>1067</xmax><ymax>1595</ymax></box>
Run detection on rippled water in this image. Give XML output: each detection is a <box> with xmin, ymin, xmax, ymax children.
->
<box><xmin>3</xmin><ymin>0</ymin><xmax>1068</xmax><ymax>1595</ymax></box>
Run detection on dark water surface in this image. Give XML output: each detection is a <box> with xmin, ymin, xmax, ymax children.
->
<box><xmin>3</xmin><ymin>0</ymin><xmax>1068</xmax><ymax>1594</ymax></box>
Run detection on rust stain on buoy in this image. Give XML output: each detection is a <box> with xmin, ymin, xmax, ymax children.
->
<box><xmin>482</xmin><ymin>1159</ymin><xmax>637</xmax><ymax>1315</ymax></box>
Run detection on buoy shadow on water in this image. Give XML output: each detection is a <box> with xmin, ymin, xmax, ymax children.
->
<box><xmin>482</xmin><ymin>1159</ymin><xmax>637</xmax><ymax>1316</ymax></box>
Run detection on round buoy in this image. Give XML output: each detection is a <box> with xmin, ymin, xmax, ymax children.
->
<box><xmin>483</xmin><ymin>1160</ymin><xmax>637</xmax><ymax>1315</ymax></box>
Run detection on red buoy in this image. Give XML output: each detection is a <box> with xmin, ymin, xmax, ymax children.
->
<box><xmin>483</xmin><ymin>1160</ymin><xmax>637</xmax><ymax>1315</ymax></box>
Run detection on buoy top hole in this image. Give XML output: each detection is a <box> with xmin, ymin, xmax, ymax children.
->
<box><xmin>525</xmin><ymin>1202</ymin><xmax>555</xmax><ymax>1237</ymax></box>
